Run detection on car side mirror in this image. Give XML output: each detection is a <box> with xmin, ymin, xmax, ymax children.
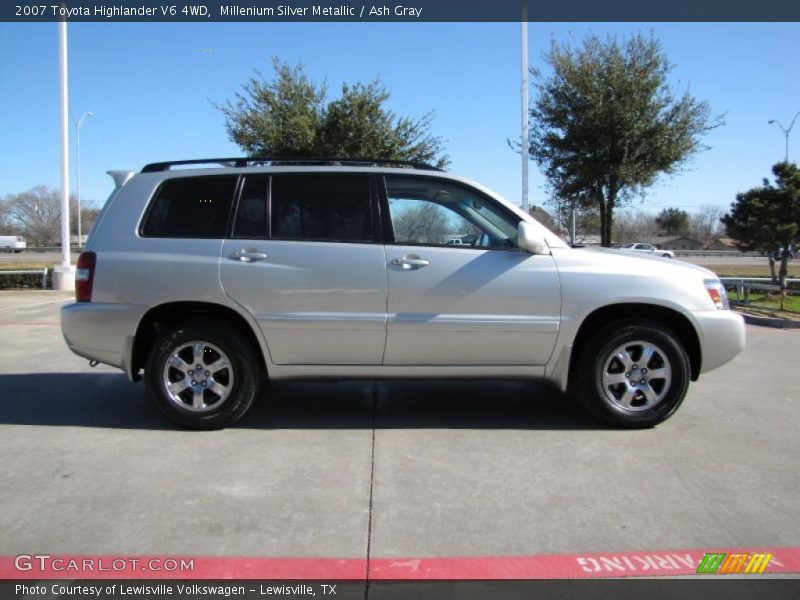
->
<box><xmin>517</xmin><ymin>222</ymin><xmax>546</xmax><ymax>254</ymax></box>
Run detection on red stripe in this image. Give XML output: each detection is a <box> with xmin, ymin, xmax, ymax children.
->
<box><xmin>2</xmin><ymin>547</ymin><xmax>799</xmax><ymax>580</ymax></box>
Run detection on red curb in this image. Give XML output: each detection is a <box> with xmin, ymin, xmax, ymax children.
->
<box><xmin>2</xmin><ymin>547</ymin><xmax>799</xmax><ymax>580</ymax></box>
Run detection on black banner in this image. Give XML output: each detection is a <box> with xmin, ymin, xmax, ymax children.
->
<box><xmin>4</xmin><ymin>0</ymin><xmax>800</xmax><ymax>23</ymax></box>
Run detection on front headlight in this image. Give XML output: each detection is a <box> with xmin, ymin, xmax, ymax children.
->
<box><xmin>704</xmin><ymin>279</ymin><xmax>730</xmax><ymax>310</ymax></box>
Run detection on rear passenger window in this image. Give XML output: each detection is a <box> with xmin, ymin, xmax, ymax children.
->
<box><xmin>271</xmin><ymin>175</ymin><xmax>372</xmax><ymax>242</ymax></box>
<box><xmin>142</xmin><ymin>175</ymin><xmax>237</xmax><ymax>238</ymax></box>
<box><xmin>233</xmin><ymin>175</ymin><xmax>269</xmax><ymax>238</ymax></box>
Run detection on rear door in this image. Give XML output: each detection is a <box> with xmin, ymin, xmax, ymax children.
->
<box><xmin>381</xmin><ymin>175</ymin><xmax>561</xmax><ymax>366</ymax></box>
<box><xmin>220</xmin><ymin>173</ymin><xmax>387</xmax><ymax>365</ymax></box>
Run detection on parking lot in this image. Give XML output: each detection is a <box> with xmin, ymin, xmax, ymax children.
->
<box><xmin>0</xmin><ymin>290</ymin><xmax>799</xmax><ymax>579</ymax></box>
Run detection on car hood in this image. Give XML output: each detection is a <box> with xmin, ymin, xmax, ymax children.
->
<box><xmin>556</xmin><ymin>246</ymin><xmax>718</xmax><ymax>279</ymax></box>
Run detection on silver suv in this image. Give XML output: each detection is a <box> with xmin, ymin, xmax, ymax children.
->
<box><xmin>61</xmin><ymin>158</ymin><xmax>745</xmax><ymax>429</ymax></box>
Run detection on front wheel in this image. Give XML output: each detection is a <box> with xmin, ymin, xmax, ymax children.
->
<box><xmin>145</xmin><ymin>320</ymin><xmax>260</xmax><ymax>429</ymax></box>
<box><xmin>577</xmin><ymin>320</ymin><xmax>690</xmax><ymax>428</ymax></box>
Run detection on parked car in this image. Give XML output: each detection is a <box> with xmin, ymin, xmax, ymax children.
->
<box><xmin>0</xmin><ymin>235</ymin><xmax>26</xmax><ymax>253</ymax></box>
<box><xmin>61</xmin><ymin>158</ymin><xmax>745</xmax><ymax>429</ymax></box>
<box><xmin>618</xmin><ymin>242</ymin><xmax>675</xmax><ymax>258</ymax></box>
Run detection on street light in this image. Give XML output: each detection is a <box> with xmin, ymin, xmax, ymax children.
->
<box><xmin>70</xmin><ymin>109</ymin><xmax>92</xmax><ymax>247</ymax></box>
<box><xmin>768</xmin><ymin>111</ymin><xmax>800</xmax><ymax>163</ymax></box>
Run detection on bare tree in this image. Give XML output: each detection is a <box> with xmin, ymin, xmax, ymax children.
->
<box><xmin>3</xmin><ymin>187</ymin><xmax>82</xmax><ymax>246</ymax></box>
<box><xmin>614</xmin><ymin>211</ymin><xmax>660</xmax><ymax>244</ymax></box>
<box><xmin>0</xmin><ymin>200</ymin><xmax>14</xmax><ymax>235</ymax></box>
<box><xmin>688</xmin><ymin>204</ymin><xmax>723</xmax><ymax>243</ymax></box>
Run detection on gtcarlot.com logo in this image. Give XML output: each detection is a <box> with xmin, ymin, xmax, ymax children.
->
<box><xmin>14</xmin><ymin>554</ymin><xmax>195</xmax><ymax>573</ymax></box>
<box><xmin>696</xmin><ymin>552</ymin><xmax>773</xmax><ymax>574</ymax></box>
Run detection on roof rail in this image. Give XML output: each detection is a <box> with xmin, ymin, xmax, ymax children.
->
<box><xmin>140</xmin><ymin>157</ymin><xmax>444</xmax><ymax>173</ymax></box>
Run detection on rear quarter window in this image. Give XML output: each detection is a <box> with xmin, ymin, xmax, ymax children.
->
<box><xmin>141</xmin><ymin>175</ymin><xmax>238</xmax><ymax>238</ymax></box>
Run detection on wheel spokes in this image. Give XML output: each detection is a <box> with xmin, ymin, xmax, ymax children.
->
<box><xmin>162</xmin><ymin>340</ymin><xmax>234</xmax><ymax>413</ymax></box>
<box><xmin>602</xmin><ymin>339</ymin><xmax>672</xmax><ymax>413</ymax></box>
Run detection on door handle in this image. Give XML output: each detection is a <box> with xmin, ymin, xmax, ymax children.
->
<box><xmin>391</xmin><ymin>255</ymin><xmax>430</xmax><ymax>270</ymax></box>
<box><xmin>228</xmin><ymin>249</ymin><xmax>268</xmax><ymax>263</ymax></box>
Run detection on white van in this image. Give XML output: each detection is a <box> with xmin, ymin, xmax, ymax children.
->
<box><xmin>0</xmin><ymin>236</ymin><xmax>26</xmax><ymax>253</ymax></box>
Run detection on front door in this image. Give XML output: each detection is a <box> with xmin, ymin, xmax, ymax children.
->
<box><xmin>382</xmin><ymin>176</ymin><xmax>561</xmax><ymax>366</ymax></box>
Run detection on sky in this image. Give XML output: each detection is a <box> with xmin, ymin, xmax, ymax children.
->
<box><xmin>1</xmin><ymin>21</ymin><xmax>799</xmax><ymax>215</ymax></box>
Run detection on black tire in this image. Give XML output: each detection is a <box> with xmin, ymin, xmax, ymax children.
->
<box><xmin>145</xmin><ymin>320</ymin><xmax>260</xmax><ymax>429</ymax></box>
<box><xmin>577</xmin><ymin>319</ymin><xmax>690</xmax><ymax>428</ymax></box>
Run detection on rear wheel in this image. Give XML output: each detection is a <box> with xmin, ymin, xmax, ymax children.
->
<box><xmin>577</xmin><ymin>320</ymin><xmax>690</xmax><ymax>428</ymax></box>
<box><xmin>145</xmin><ymin>320</ymin><xmax>260</xmax><ymax>429</ymax></box>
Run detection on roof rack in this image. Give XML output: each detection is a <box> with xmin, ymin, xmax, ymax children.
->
<box><xmin>140</xmin><ymin>157</ymin><xmax>444</xmax><ymax>173</ymax></box>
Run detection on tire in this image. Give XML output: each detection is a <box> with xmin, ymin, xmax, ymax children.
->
<box><xmin>662</xmin><ymin>254</ymin><xmax>673</xmax><ymax>259</ymax></box>
<box><xmin>145</xmin><ymin>320</ymin><xmax>260</xmax><ymax>429</ymax></box>
<box><xmin>577</xmin><ymin>319</ymin><xmax>690</xmax><ymax>428</ymax></box>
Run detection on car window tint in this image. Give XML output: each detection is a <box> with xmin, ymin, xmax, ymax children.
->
<box><xmin>271</xmin><ymin>175</ymin><xmax>372</xmax><ymax>242</ymax></box>
<box><xmin>233</xmin><ymin>175</ymin><xmax>269</xmax><ymax>238</ymax></box>
<box><xmin>142</xmin><ymin>175</ymin><xmax>238</xmax><ymax>238</ymax></box>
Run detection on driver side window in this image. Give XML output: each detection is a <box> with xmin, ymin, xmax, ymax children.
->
<box><xmin>389</xmin><ymin>198</ymin><xmax>481</xmax><ymax>246</ymax></box>
<box><xmin>385</xmin><ymin>176</ymin><xmax>517</xmax><ymax>249</ymax></box>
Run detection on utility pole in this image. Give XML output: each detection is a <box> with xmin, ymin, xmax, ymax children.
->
<box><xmin>53</xmin><ymin>18</ymin><xmax>74</xmax><ymax>291</ymax></box>
<box><xmin>520</xmin><ymin>1</ymin><xmax>529</xmax><ymax>214</ymax></box>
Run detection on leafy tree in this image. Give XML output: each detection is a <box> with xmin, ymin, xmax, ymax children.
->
<box><xmin>721</xmin><ymin>162</ymin><xmax>800</xmax><ymax>301</ymax></box>
<box><xmin>655</xmin><ymin>207</ymin><xmax>690</xmax><ymax>235</ymax></box>
<box><xmin>217</xmin><ymin>59</ymin><xmax>448</xmax><ymax>168</ymax></box>
<box><xmin>528</xmin><ymin>205</ymin><xmax>559</xmax><ymax>233</ymax></box>
<box><xmin>528</xmin><ymin>33</ymin><xmax>722</xmax><ymax>246</ymax></box>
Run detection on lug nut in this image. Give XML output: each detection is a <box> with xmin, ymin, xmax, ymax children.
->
<box><xmin>625</xmin><ymin>372</ymin><xmax>630</xmax><ymax>377</ymax></box>
<box><xmin>191</xmin><ymin>380</ymin><xmax>196</xmax><ymax>386</ymax></box>
<box><xmin>640</xmin><ymin>379</ymin><xmax>646</xmax><ymax>384</ymax></box>
<box><xmin>196</xmin><ymin>364</ymin><xmax>202</xmax><ymax>369</ymax></box>
<box><xmin>205</xmin><ymin>371</ymin><xmax>210</xmax><ymax>376</ymax></box>
<box><xmin>202</xmin><ymin>381</ymin><xmax>207</xmax><ymax>387</ymax></box>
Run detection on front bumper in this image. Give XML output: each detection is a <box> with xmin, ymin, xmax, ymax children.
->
<box><xmin>690</xmin><ymin>309</ymin><xmax>746</xmax><ymax>374</ymax></box>
<box><xmin>61</xmin><ymin>302</ymin><xmax>147</xmax><ymax>379</ymax></box>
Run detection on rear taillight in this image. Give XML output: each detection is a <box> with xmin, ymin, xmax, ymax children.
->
<box><xmin>75</xmin><ymin>252</ymin><xmax>96</xmax><ymax>302</ymax></box>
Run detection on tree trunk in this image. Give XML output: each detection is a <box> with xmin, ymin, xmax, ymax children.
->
<box><xmin>598</xmin><ymin>197</ymin><xmax>608</xmax><ymax>247</ymax></box>
<box><xmin>778</xmin><ymin>254</ymin><xmax>788</xmax><ymax>312</ymax></box>
<box><xmin>602</xmin><ymin>180</ymin><xmax>617</xmax><ymax>247</ymax></box>
<box><xmin>768</xmin><ymin>255</ymin><xmax>777</xmax><ymax>285</ymax></box>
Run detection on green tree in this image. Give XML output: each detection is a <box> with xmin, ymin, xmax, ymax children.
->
<box><xmin>217</xmin><ymin>59</ymin><xmax>448</xmax><ymax>168</ymax></box>
<box><xmin>527</xmin><ymin>33</ymin><xmax>722</xmax><ymax>246</ymax></box>
<box><xmin>655</xmin><ymin>207</ymin><xmax>690</xmax><ymax>235</ymax></box>
<box><xmin>721</xmin><ymin>162</ymin><xmax>800</xmax><ymax>304</ymax></box>
<box><xmin>528</xmin><ymin>205</ymin><xmax>559</xmax><ymax>233</ymax></box>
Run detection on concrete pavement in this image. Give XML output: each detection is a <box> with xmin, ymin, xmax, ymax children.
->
<box><xmin>0</xmin><ymin>290</ymin><xmax>798</xmax><ymax>569</ymax></box>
